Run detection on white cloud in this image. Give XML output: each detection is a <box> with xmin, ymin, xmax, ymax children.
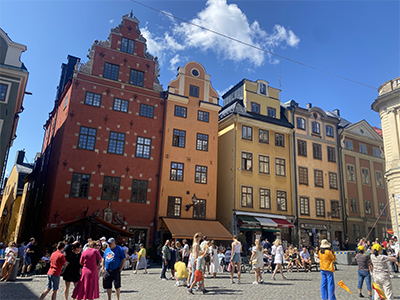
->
<box><xmin>109</xmin><ymin>19</ymin><xmax>114</xmax><ymax>24</ymax></box>
<box><xmin>169</xmin><ymin>54</ymin><xmax>181</xmax><ymax>72</ymax></box>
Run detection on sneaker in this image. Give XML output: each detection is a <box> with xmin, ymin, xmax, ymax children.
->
<box><xmin>252</xmin><ymin>281</ymin><xmax>258</xmax><ymax>285</ymax></box>
<box><xmin>162</xmin><ymin>278</ymin><xmax>167</xmax><ymax>281</ymax></box>
<box><xmin>231</xmin><ymin>280</ymin><xmax>235</xmax><ymax>284</ymax></box>
<box><xmin>398</xmin><ymin>275</ymin><xmax>400</xmax><ymax>278</ymax></box>
<box><xmin>237</xmin><ymin>280</ymin><xmax>241</xmax><ymax>284</ymax></box>
<box><xmin>202</xmin><ymin>289</ymin><xmax>210</xmax><ymax>294</ymax></box>
<box><xmin>187</xmin><ymin>289</ymin><xmax>194</xmax><ymax>295</ymax></box>
<box><xmin>174</xmin><ymin>282</ymin><xmax>180</xmax><ymax>287</ymax></box>
<box><xmin>390</xmin><ymin>275</ymin><xmax>394</xmax><ymax>278</ymax></box>
<box><xmin>359</xmin><ymin>293</ymin><xmax>365</xmax><ymax>298</ymax></box>
<box><xmin>260</xmin><ymin>279</ymin><xmax>264</xmax><ymax>284</ymax></box>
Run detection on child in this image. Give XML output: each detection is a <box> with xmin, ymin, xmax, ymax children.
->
<box><xmin>263</xmin><ymin>249</ymin><xmax>273</xmax><ymax>273</ymax></box>
<box><xmin>174</xmin><ymin>260</ymin><xmax>188</xmax><ymax>286</ymax></box>
<box><xmin>188</xmin><ymin>250</ymin><xmax>209</xmax><ymax>295</ymax></box>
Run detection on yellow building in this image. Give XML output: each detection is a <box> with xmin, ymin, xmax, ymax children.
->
<box><xmin>291</xmin><ymin>104</ymin><xmax>342</xmax><ymax>246</ymax></box>
<box><xmin>217</xmin><ymin>79</ymin><xmax>295</xmax><ymax>245</ymax></box>
<box><xmin>157</xmin><ymin>62</ymin><xmax>231</xmax><ymax>241</ymax></box>
<box><xmin>0</xmin><ymin>151</ymin><xmax>33</xmax><ymax>243</ymax></box>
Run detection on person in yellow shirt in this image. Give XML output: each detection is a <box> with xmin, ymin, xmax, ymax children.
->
<box><xmin>319</xmin><ymin>239</ymin><xmax>337</xmax><ymax>300</ymax></box>
<box><xmin>173</xmin><ymin>260</ymin><xmax>188</xmax><ymax>287</ymax></box>
<box><xmin>133</xmin><ymin>244</ymin><xmax>147</xmax><ymax>274</ymax></box>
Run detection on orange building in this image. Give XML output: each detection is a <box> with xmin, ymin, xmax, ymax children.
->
<box><xmin>157</xmin><ymin>62</ymin><xmax>231</xmax><ymax>241</ymax></box>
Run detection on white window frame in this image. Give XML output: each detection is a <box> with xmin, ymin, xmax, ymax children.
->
<box><xmin>0</xmin><ymin>81</ymin><xmax>12</xmax><ymax>104</ymax></box>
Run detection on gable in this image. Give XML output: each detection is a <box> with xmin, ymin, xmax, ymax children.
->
<box><xmin>345</xmin><ymin>120</ymin><xmax>382</xmax><ymax>143</ymax></box>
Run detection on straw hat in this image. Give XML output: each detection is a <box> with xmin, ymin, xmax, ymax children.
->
<box><xmin>320</xmin><ymin>239</ymin><xmax>331</xmax><ymax>249</ymax></box>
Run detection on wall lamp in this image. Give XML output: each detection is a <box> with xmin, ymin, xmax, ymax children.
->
<box><xmin>185</xmin><ymin>194</ymin><xmax>197</xmax><ymax>211</ymax></box>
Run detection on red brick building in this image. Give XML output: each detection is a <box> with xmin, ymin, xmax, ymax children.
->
<box><xmin>25</xmin><ymin>13</ymin><xmax>164</xmax><ymax>247</ymax></box>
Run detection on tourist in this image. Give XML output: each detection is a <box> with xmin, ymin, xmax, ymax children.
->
<box><xmin>343</xmin><ymin>239</ymin><xmax>350</xmax><ymax>251</ymax></box>
<box><xmin>173</xmin><ymin>260</ymin><xmax>188</xmax><ymax>287</ymax></box>
<box><xmin>101</xmin><ymin>238</ymin><xmax>126</xmax><ymax>300</ymax></box>
<box><xmin>21</xmin><ymin>237</ymin><xmax>35</xmax><ymax>277</ymax></box>
<box><xmin>356</xmin><ymin>245</ymin><xmax>372</xmax><ymax>299</ymax></box>
<box><xmin>200</xmin><ymin>237</ymin><xmax>211</xmax><ymax>276</ymax></box>
<box><xmin>100</xmin><ymin>237</ymin><xmax>108</xmax><ymax>248</ymax></box>
<box><xmin>393</xmin><ymin>236</ymin><xmax>399</xmax><ymax>275</ymax></box>
<box><xmin>182</xmin><ymin>239</ymin><xmax>190</xmax><ymax>266</ymax></box>
<box><xmin>176</xmin><ymin>241</ymin><xmax>183</xmax><ymax>262</ymax></box>
<box><xmin>17</xmin><ymin>241</ymin><xmax>25</xmax><ymax>276</ymax></box>
<box><xmin>63</xmin><ymin>242</ymin><xmax>82</xmax><ymax>300</ymax></box>
<box><xmin>262</xmin><ymin>249</ymin><xmax>272</xmax><ymax>273</ymax></box>
<box><xmin>0</xmin><ymin>241</ymin><xmax>18</xmax><ymax>281</ymax></box>
<box><xmin>249</xmin><ymin>239</ymin><xmax>263</xmax><ymax>284</ymax></box>
<box><xmin>83</xmin><ymin>238</ymin><xmax>92</xmax><ymax>251</ymax></box>
<box><xmin>209</xmin><ymin>240</ymin><xmax>222</xmax><ymax>278</ymax></box>
<box><xmin>130</xmin><ymin>250</ymin><xmax>138</xmax><ymax>270</ymax></box>
<box><xmin>134</xmin><ymin>243</ymin><xmax>147</xmax><ymax>274</ymax></box>
<box><xmin>187</xmin><ymin>250</ymin><xmax>209</xmax><ymax>295</ymax></box>
<box><xmin>300</xmin><ymin>247</ymin><xmax>312</xmax><ymax>272</ymax></box>
<box><xmin>230</xmin><ymin>235</ymin><xmax>242</xmax><ymax>284</ymax></box>
<box><xmin>332</xmin><ymin>238</ymin><xmax>340</xmax><ymax>252</ymax></box>
<box><xmin>169</xmin><ymin>241</ymin><xmax>177</xmax><ymax>278</ymax></box>
<box><xmin>189</xmin><ymin>233</ymin><xmax>202</xmax><ymax>286</ymax></box>
<box><xmin>319</xmin><ymin>239</ymin><xmax>337</xmax><ymax>300</ymax></box>
<box><xmin>72</xmin><ymin>240</ymin><xmax>102</xmax><ymax>300</ymax></box>
<box><xmin>314</xmin><ymin>247</ymin><xmax>320</xmax><ymax>264</ymax></box>
<box><xmin>160</xmin><ymin>240</ymin><xmax>170</xmax><ymax>280</ymax></box>
<box><xmin>271</xmin><ymin>239</ymin><xmax>286</xmax><ymax>280</ymax></box>
<box><xmin>292</xmin><ymin>247</ymin><xmax>302</xmax><ymax>272</ymax></box>
<box><xmin>39</xmin><ymin>242</ymin><xmax>68</xmax><ymax>300</ymax></box>
<box><xmin>370</xmin><ymin>243</ymin><xmax>400</xmax><ymax>300</ymax></box>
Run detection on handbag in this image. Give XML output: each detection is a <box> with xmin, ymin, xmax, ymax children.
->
<box><xmin>227</xmin><ymin>262</ymin><xmax>232</xmax><ymax>272</ymax></box>
<box><xmin>252</xmin><ymin>258</ymin><xmax>258</xmax><ymax>265</ymax></box>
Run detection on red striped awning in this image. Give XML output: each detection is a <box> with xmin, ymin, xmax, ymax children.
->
<box><xmin>271</xmin><ymin>218</ymin><xmax>294</xmax><ymax>228</ymax></box>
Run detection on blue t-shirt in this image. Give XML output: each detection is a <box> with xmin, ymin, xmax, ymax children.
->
<box><xmin>103</xmin><ymin>245</ymin><xmax>125</xmax><ymax>271</ymax></box>
<box><xmin>24</xmin><ymin>243</ymin><xmax>34</xmax><ymax>258</ymax></box>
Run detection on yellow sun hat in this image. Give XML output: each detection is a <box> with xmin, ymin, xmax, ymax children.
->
<box><xmin>372</xmin><ymin>243</ymin><xmax>382</xmax><ymax>252</ymax></box>
<box><xmin>357</xmin><ymin>245</ymin><xmax>365</xmax><ymax>251</ymax></box>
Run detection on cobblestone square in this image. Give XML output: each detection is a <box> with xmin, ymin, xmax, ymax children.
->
<box><xmin>1</xmin><ymin>265</ymin><xmax>400</xmax><ymax>299</ymax></box>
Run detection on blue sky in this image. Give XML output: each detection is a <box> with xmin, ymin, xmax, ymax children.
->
<box><xmin>1</xmin><ymin>0</ymin><xmax>399</xmax><ymax>176</ymax></box>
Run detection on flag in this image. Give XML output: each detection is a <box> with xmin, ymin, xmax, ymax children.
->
<box><xmin>372</xmin><ymin>282</ymin><xmax>386</xmax><ymax>299</ymax></box>
<box><xmin>338</xmin><ymin>280</ymin><xmax>353</xmax><ymax>294</ymax></box>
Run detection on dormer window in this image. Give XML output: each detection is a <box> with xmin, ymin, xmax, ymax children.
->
<box><xmin>251</xmin><ymin>102</ymin><xmax>260</xmax><ymax>114</ymax></box>
<box><xmin>312</xmin><ymin>122</ymin><xmax>320</xmax><ymax>135</ymax></box>
<box><xmin>121</xmin><ymin>37</ymin><xmax>135</xmax><ymax>54</ymax></box>
<box><xmin>260</xmin><ymin>83</ymin><xmax>267</xmax><ymax>95</ymax></box>
<box><xmin>267</xmin><ymin>107</ymin><xmax>276</xmax><ymax>118</ymax></box>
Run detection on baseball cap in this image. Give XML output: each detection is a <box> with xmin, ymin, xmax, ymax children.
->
<box><xmin>372</xmin><ymin>243</ymin><xmax>382</xmax><ymax>252</ymax></box>
<box><xmin>100</xmin><ymin>236</ymin><xmax>106</xmax><ymax>241</ymax></box>
<box><xmin>107</xmin><ymin>237</ymin><xmax>116</xmax><ymax>243</ymax></box>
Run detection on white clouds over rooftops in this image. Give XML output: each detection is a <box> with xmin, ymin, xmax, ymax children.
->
<box><xmin>141</xmin><ymin>0</ymin><xmax>300</xmax><ymax>69</ymax></box>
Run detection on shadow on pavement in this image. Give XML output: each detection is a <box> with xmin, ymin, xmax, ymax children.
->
<box><xmin>0</xmin><ymin>282</ymin><xmax>38</xmax><ymax>299</ymax></box>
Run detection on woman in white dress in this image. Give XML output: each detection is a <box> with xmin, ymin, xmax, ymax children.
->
<box><xmin>209</xmin><ymin>240</ymin><xmax>222</xmax><ymax>278</ymax></box>
<box><xmin>249</xmin><ymin>239</ymin><xmax>263</xmax><ymax>285</ymax></box>
<box><xmin>271</xmin><ymin>238</ymin><xmax>286</xmax><ymax>280</ymax></box>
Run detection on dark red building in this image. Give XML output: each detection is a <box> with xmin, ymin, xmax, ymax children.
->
<box><xmin>25</xmin><ymin>13</ymin><xmax>164</xmax><ymax>247</ymax></box>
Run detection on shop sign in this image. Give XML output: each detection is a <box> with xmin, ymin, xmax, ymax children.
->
<box><xmin>300</xmin><ymin>223</ymin><xmax>327</xmax><ymax>230</ymax></box>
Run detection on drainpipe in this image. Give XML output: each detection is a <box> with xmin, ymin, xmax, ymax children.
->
<box><xmin>289</xmin><ymin>103</ymin><xmax>299</xmax><ymax>245</ymax></box>
<box><xmin>233</xmin><ymin>115</ymin><xmax>238</xmax><ymax>236</ymax></box>
<box><xmin>337</xmin><ymin>127</ymin><xmax>348</xmax><ymax>240</ymax></box>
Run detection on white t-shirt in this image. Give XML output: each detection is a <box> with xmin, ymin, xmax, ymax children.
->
<box><xmin>394</xmin><ymin>242</ymin><xmax>399</xmax><ymax>255</ymax></box>
<box><xmin>5</xmin><ymin>247</ymin><xmax>18</xmax><ymax>263</ymax></box>
<box><xmin>183</xmin><ymin>244</ymin><xmax>190</xmax><ymax>257</ymax></box>
<box><xmin>371</xmin><ymin>254</ymin><xmax>390</xmax><ymax>275</ymax></box>
<box><xmin>200</xmin><ymin>241</ymin><xmax>208</xmax><ymax>251</ymax></box>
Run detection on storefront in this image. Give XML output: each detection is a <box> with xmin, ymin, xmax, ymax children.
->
<box><xmin>299</xmin><ymin>220</ymin><xmax>343</xmax><ymax>247</ymax></box>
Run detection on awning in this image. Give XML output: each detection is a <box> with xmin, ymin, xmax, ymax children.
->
<box><xmin>237</xmin><ymin>215</ymin><xmax>260</xmax><ymax>225</ymax></box>
<box><xmin>255</xmin><ymin>217</ymin><xmax>278</xmax><ymax>227</ymax></box>
<box><xmin>162</xmin><ymin>218</ymin><xmax>232</xmax><ymax>240</ymax></box>
<box><xmin>271</xmin><ymin>218</ymin><xmax>294</xmax><ymax>228</ymax></box>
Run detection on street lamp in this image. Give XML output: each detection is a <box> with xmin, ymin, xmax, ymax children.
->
<box><xmin>185</xmin><ymin>194</ymin><xmax>197</xmax><ymax>211</ymax></box>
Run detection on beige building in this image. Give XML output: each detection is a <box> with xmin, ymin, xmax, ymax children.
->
<box><xmin>371</xmin><ymin>76</ymin><xmax>400</xmax><ymax>238</ymax></box>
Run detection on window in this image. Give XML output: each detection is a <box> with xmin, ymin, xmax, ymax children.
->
<box><xmin>108</xmin><ymin>132</ymin><xmax>125</xmax><ymax>154</ymax></box>
<box><xmin>193</xmin><ymin>199</ymin><xmax>206</xmax><ymax>218</ymax></box>
<box><xmin>379</xmin><ymin>203</ymin><xmax>386</xmax><ymax>216</ymax></box>
<box><xmin>312</xmin><ymin>122</ymin><xmax>321</xmax><ymax>135</ymax></box>
<box><xmin>267</xmin><ymin>107</ymin><xmax>276</xmax><ymax>118</ymax></box>
<box><xmin>298</xmin><ymin>140</ymin><xmax>307</xmax><ymax>157</ymax></box>
<box><xmin>198</xmin><ymin>111</ymin><xmax>209</xmax><ymax>122</ymax></box>
<box><xmin>259</xmin><ymin>155</ymin><xmax>270</xmax><ymax>174</ymax></box>
<box><xmin>259</xmin><ymin>188</ymin><xmax>271</xmax><ymax>209</ymax></box>
<box><xmin>347</xmin><ymin>165</ymin><xmax>355</xmax><ymax>182</ymax></box>
<box><xmin>131</xmin><ymin>180</ymin><xmax>147</xmax><ymax>203</ymax></box>
<box><xmin>69</xmin><ymin>173</ymin><xmax>90</xmax><ymax>198</ymax></box>
<box><xmin>64</xmin><ymin>95</ymin><xmax>69</xmax><ymax>109</ymax></box>
<box><xmin>242</xmin><ymin>125</ymin><xmax>252</xmax><ymax>140</ymax></box>
<box><xmin>298</xmin><ymin>167</ymin><xmax>308</xmax><ymax>185</ymax></box>
<box><xmin>260</xmin><ymin>83</ymin><xmax>267</xmax><ymax>95</ymax></box>
<box><xmin>136</xmin><ymin>137</ymin><xmax>151</xmax><ymax>159</ymax></box>
<box><xmin>330</xmin><ymin>201</ymin><xmax>340</xmax><ymax>218</ymax></box>
<box><xmin>329</xmin><ymin>172</ymin><xmax>338</xmax><ymax>189</ymax></box>
<box><xmin>241</xmin><ymin>152</ymin><xmax>253</xmax><ymax>171</ymax></box>
<box><xmin>259</xmin><ymin>129</ymin><xmax>269</xmax><ymax>144</ymax></box>
<box><xmin>326</xmin><ymin>125</ymin><xmax>334</xmax><ymax>137</ymax></box>
<box><xmin>327</xmin><ymin>146</ymin><xmax>336</xmax><ymax>162</ymax></box>
<box><xmin>84</xmin><ymin>92</ymin><xmax>101</xmax><ymax>107</ymax></box>
<box><xmin>362</xmin><ymin>168</ymin><xmax>370</xmax><ymax>185</ymax></box>
<box><xmin>373</xmin><ymin>148</ymin><xmax>380</xmax><ymax>157</ymax></box>
<box><xmin>241</xmin><ymin>186</ymin><xmax>253</xmax><ymax>208</ymax></box>
<box><xmin>353</xmin><ymin>224</ymin><xmax>361</xmax><ymax>238</ymax></box>
<box><xmin>300</xmin><ymin>197</ymin><xmax>310</xmax><ymax>216</ymax></box>
<box><xmin>277</xmin><ymin>191</ymin><xmax>287</xmax><ymax>211</ymax></box>
<box><xmin>195</xmin><ymin>165</ymin><xmax>207</xmax><ymax>184</ymax></box>
<box><xmin>314</xmin><ymin>170</ymin><xmax>324</xmax><ymax>187</ymax></box>
<box><xmin>196</xmin><ymin>133</ymin><xmax>208</xmax><ymax>151</ymax></box>
<box><xmin>316</xmin><ymin>199</ymin><xmax>325</xmax><ymax>217</ymax></box>
<box><xmin>121</xmin><ymin>37</ymin><xmax>135</xmax><ymax>54</ymax></box>
<box><xmin>101</xmin><ymin>176</ymin><xmax>120</xmax><ymax>201</ymax></box>
<box><xmin>78</xmin><ymin>126</ymin><xmax>96</xmax><ymax>150</ymax></box>
<box><xmin>365</xmin><ymin>200</ymin><xmax>372</xmax><ymax>215</ymax></box>
<box><xmin>104</xmin><ymin>62</ymin><xmax>119</xmax><ymax>81</ymax></box>
<box><xmin>189</xmin><ymin>85</ymin><xmax>199</xmax><ymax>97</ymax></box>
<box><xmin>172</xmin><ymin>129</ymin><xmax>186</xmax><ymax>148</ymax></box>
<box><xmin>350</xmin><ymin>198</ymin><xmax>357</xmax><ymax>213</ymax></box>
<box><xmin>129</xmin><ymin>69</ymin><xmax>144</xmax><ymax>86</ymax></box>
<box><xmin>170</xmin><ymin>162</ymin><xmax>184</xmax><ymax>181</ymax></box>
<box><xmin>0</xmin><ymin>84</ymin><xmax>8</xmax><ymax>102</ymax></box>
<box><xmin>376</xmin><ymin>171</ymin><xmax>384</xmax><ymax>188</ymax></box>
<box><xmin>139</xmin><ymin>103</ymin><xmax>154</xmax><ymax>118</ymax></box>
<box><xmin>275</xmin><ymin>133</ymin><xmax>285</xmax><ymax>147</ymax></box>
<box><xmin>345</xmin><ymin>140</ymin><xmax>353</xmax><ymax>150</ymax></box>
<box><xmin>360</xmin><ymin>144</ymin><xmax>367</xmax><ymax>154</ymax></box>
<box><xmin>113</xmin><ymin>98</ymin><xmax>129</xmax><ymax>112</ymax></box>
<box><xmin>251</xmin><ymin>102</ymin><xmax>260</xmax><ymax>114</ymax></box>
<box><xmin>167</xmin><ymin>197</ymin><xmax>181</xmax><ymax>217</ymax></box>
<box><xmin>297</xmin><ymin>117</ymin><xmax>306</xmax><ymax>130</ymax></box>
<box><xmin>174</xmin><ymin>105</ymin><xmax>187</xmax><ymax>118</ymax></box>
<box><xmin>313</xmin><ymin>143</ymin><xmax>322</xmax><ymax>160</ymax></box>
<box><xmin>275</xmin><ymin>158</ymin><xmax>286</xmax><ymax>176</ymax></box>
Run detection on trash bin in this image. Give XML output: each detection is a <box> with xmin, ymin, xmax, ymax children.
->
<box><xmin>0</xmin><ymin>258</ymin><xmax>20</xmax><ymax>281</ymax></box>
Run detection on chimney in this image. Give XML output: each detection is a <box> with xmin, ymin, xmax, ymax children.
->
<box><xmin>15</xmin><ymin>150</ymin><xmax>25</xmax><ymax>165</ymax></box>
<box><xmin>306</xmin><ymin>103</ymin><xmax>312</xmax><ymax>109</ymax></box>
<box><xmin>333</xmin><ymin>109</ymin><xmax>340</xmax><ymax>117</ymax></box>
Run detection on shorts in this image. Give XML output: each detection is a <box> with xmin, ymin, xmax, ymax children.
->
<box><xmin>194</xmin><ymin>270</ymin><xmax>204</xmax><ymax>282</ymax></box>
<box><xmin>205</xmin><ymin>255</ymin><xmax>210</xmax><ymax>263</ymax></box>
<box><xmin>231</xmin><ymin>253</ymin><xmax>241</xmax><ymax>263</ymax></box>
<box><xmin>103</xmin><ymin>269</ymin><xmax>121</xmax><ymax>290</ymax></box>
<box><xmin>24</xmin><ymin>256</ymin><xmax>32</xmax><ymax>266</ymax></box>
<box><xmin>46</xmin><ymin>275</ymin><xmax>60</xmax><ymax>291</ymax></box>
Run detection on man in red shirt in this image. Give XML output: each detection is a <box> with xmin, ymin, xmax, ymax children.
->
<box><xmin>39</xmin><ymin>242</ymin><xmax>68</xmax><ymax>300</ymax></box>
